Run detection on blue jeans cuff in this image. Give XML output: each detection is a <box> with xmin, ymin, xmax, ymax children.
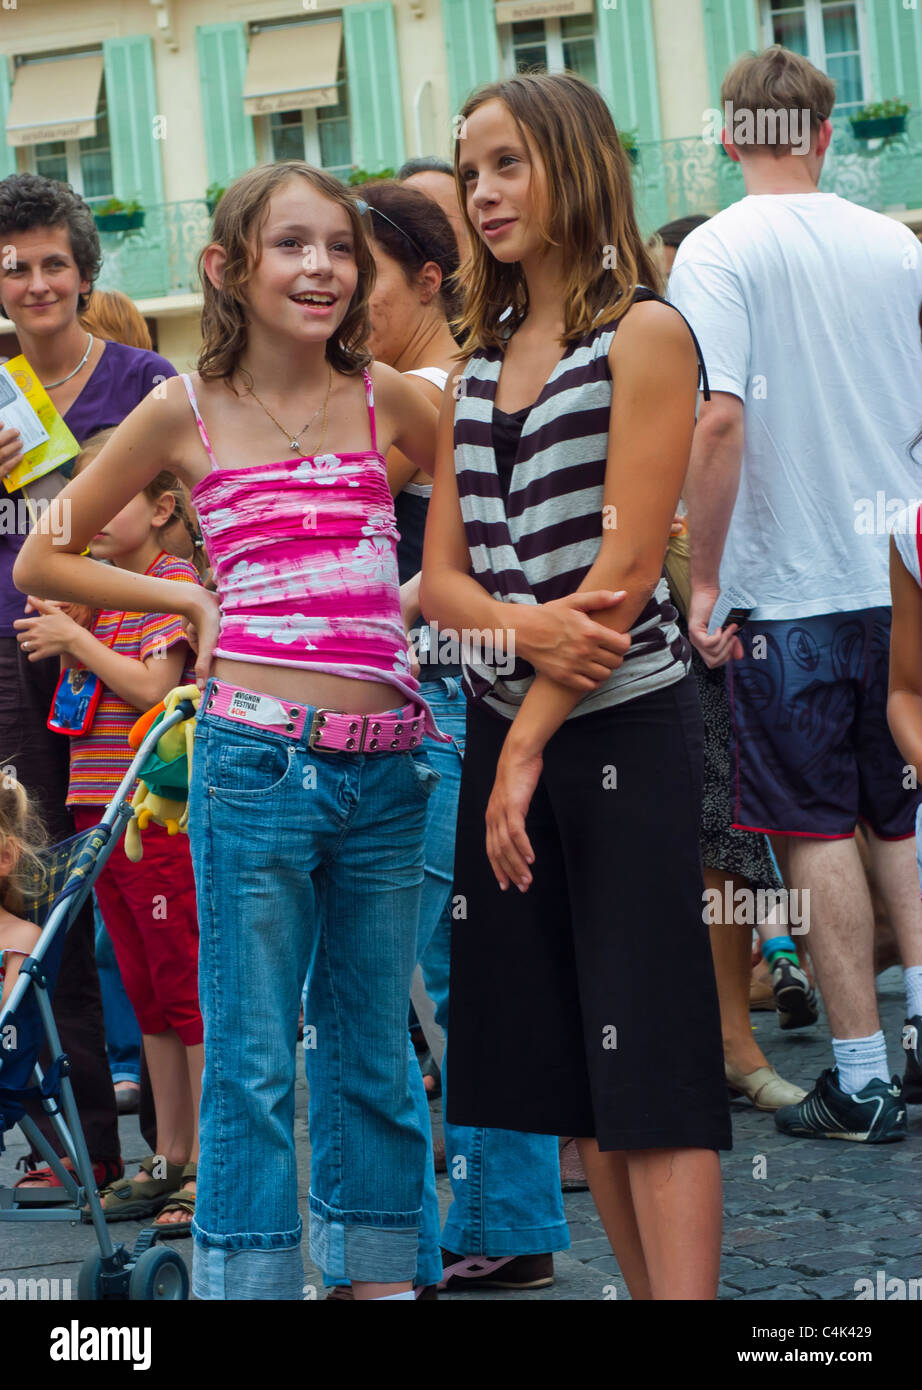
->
<box><xmin>192</xmin><ymin>1242</ymin><xmax>305</xmax><ymax>1300</ymax></box>
<box><xmin>439</xmin><ymin>1219</ymin><xmax>571</xmax><ymax>1258</ymax></box>
<box><xmin>191</xmin><ymin>1215</ymin><xmax>303</xmax><ymax>1251</ymax></box>
<box><xmin>309</xmin><ymin>1209</ymin><xmax>420</xmax><ymax>1283</ymax></box>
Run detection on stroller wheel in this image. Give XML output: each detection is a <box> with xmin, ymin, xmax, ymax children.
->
<box><xmin>128</xmin><ymin>1245</ymin><xmax>189</xmax><ymax>1300</ymax></box>
<box><xmin>77</xmin><ymin>1252</ymin><xmax>105</xmax><ymax>1300</ymax></box>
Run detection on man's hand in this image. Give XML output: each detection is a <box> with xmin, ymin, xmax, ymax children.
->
<box><xmin>687</xmin><ymin>584</ymin><xmax>743</xmax><ymax>669</ymax></box>
<box><xmin>485</xmin><ymin>740</ymin><xmax>543</xmax><ymax>893</ymax></box>
<box><xmin>516</xmin><ymin>591</ymin><xmax>632</xmax><ymax>691</ymax></box>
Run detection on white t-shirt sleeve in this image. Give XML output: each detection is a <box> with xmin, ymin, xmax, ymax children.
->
<box><xmin>668</xmin><ymin>235</ymin><xmax>751</xmax><ymax>402</ymax></box>
<box><xmin>890</xmin><ymin>503</ymin><xmax>922</xmax><ymax>587</ymax></box>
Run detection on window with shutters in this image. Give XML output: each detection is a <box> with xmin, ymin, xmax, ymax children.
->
<box><xmin>760</xmin><ymin>0</ymin><xmax>870</xmax><ymax>114</ymax></box>
<box><xmin>500</xmin><ymin>14</ymin><xmax>599</xmax><ymax>88</ymax></box>
<box><xmin>250</xmin><ymin>16</ymin><xmax>353</xmax><ymax>180</ymax></box>
<box><xmin>19</xmin><ymin>54</ymin><xmax>114</xmax><ymax>201</ymax></box>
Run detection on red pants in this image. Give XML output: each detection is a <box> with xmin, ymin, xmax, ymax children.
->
<box><xmin>72</xmin><ymin>808</ymin><xmax>203</xmax><ymax>1045</ymax></box>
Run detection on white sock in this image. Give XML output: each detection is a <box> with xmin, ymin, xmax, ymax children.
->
<box><xmin>371</xmin><ymin>1291</ymin><xmax>415</xmax><ymax>1300</ymax></box>
<box><xmin>832</xmin><ymin>1030</ymin><xmax>890</xmax><ymax>1093</ymax></box>
<box><xmin>905</xmin><ymin>965</ymin><xmax>922</xmax><ymax>1020</ymax></box>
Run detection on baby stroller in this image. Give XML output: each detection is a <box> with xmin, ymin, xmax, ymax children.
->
<box><xmin>0</xmin><ymin>696</ymin><xmax>197</xmax><ymax>1300</ymax></box>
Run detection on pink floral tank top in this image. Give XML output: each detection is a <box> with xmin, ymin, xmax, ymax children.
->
<box><xmin>182</xmin><ymin>369</ymin><xmax>442</xmax><ymax>731</ymax></box>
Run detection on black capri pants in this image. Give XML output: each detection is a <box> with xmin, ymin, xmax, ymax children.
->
<box><xmin>447</xmin><ymin>672</ymin><xmax>732</xmax><ymax>1152</ymax></box>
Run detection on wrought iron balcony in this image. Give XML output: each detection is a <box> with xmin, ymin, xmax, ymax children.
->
<box><xmin>94</xmin><ymin>199</ymin><xmax>212</xmax><ymax>303</ymax></box>
<box><xmin>632</xmin><ymin>111</ymin><xmax>922</xmax><ymax>235</ymax></box>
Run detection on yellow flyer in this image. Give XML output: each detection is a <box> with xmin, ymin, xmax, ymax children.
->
<box><xmin>1</xmin><ymin>354</ymin><xmax>80</xmax><ymax>493</ymax></box>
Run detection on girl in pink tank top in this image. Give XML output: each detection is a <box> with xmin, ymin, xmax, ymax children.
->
<box><xmin>16</xmin><ymin>162</ymin><xmax>445</xmax><ymax>1301</ymax></box>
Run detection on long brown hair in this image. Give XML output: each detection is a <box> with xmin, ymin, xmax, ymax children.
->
<box><xmin>197</xmin><ymin>162</ymin><xmax>375</xmax><ymax>384</ymax></box>
<box><xmin>0</xmin><ymin>776</ymin><xmax>47</xmax><ymax>916</ymax></box>
<box><xmin>452</xmin><ymin>73</ymin><xmax>663</xmax><ymax>352</ymax></box>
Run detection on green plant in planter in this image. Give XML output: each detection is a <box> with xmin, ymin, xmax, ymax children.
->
<box><xmin>850</xmin><ymin>99</ymin><xmax>910</xmax><ymax>141</ymax></box>
<box><xmin>94</xmin><ymin>198</ymin><xmax>145</xmax><ymax>231</ymax></box>
<box><xmin>619</xmin><ymin>128</ymin><xmax>639</xmax><ymax>165</ymax></box>
<box><xmin>347</xmin><ymin>166</ymin><xmax>396</xmax><ymax>186</ymax></box>
<box><xmin>205</xmin><ymin>183</ymin><xmax>226</xmax><ymax>214</ymax></box>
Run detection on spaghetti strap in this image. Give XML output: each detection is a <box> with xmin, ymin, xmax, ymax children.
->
<box><xmin>362</xmin><ymin>368</ymin><xmax>378</xmax><ymax>453</ymax></box>
<box><xmin>180</xmin><ymin>372</ymin><xmax>219</xmax><ymax>470</ymax></box>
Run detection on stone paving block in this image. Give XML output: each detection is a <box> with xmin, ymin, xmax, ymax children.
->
<box><xmin>721</xmin><ymin>1264</ymin><xmax>790</xmax><ymax>1294</ymax></box>
<box><xmin>786</xmin><ymin>1249</ymin><xmax>877</xmax><ymax>1277</ymax></box>
<box><xmin>736</xmin><ymin>1284</ymin><xmax>815</xmax><ymax>1301</ymax></box>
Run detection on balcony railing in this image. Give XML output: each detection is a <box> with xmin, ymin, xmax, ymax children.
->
<box><xmin>96</xmin><ymin>127</ymin><xmax>922</xmax><ymax>306</ymax></box>
<box><xmin>632</xmin><ymin>111</ymin><xmax>922</xmax><ymax>236</ymax></box>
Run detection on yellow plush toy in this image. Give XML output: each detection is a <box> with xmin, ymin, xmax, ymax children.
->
<box><xmin>124</xmin><ymin>685</ymin><xmax>200</xmax><ymax>862</ymax></box>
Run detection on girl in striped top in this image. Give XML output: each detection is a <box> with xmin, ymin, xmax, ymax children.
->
<box><xmin>16</xmin><ymin>434</ymin><xmax>204</xmax><ymax>1231</ymax></box>
<box><xmin>421</xmin><ymin>73</ymin><xmax>730</xmax><ymax>1299</ymax></box>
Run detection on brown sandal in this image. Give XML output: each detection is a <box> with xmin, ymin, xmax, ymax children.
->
<box><xmin>153</xmin><ymin>1162</ymin><xmax>197</xmax><ymax>1239</ymax></box>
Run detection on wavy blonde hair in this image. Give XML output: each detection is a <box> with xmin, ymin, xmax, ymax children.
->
<box><xmin>0</xmin><ymin>777</ymin><xmax>47</xmax><ymax>916</ymax></box>
<box><xmin>197</xmin><ymin>162</ymin><xmax>374</xmax><ymax>383</ymax></box>
<box><xmin>453</xmin><ymin>73</ymin><xmax>663</xmax><ymax>352</ymax></box>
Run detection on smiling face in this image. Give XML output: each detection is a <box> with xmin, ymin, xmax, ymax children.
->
<box><xmin>458</xmin><ymin>99</ymin><xmax>548</xmax><ymax>266</ymax></box>
<box><xmin>243</xmin><ymin>178</ymin><xmax>360</xmax><ymax>347</ymax></box>
<box><xmin>0</xmin><ymin>225</ymin><xmax>90</xmax><ymax>335</ymax></box>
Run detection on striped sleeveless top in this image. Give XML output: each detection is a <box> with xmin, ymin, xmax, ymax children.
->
<box><xmin>453</xmin><ymin>289</ymin><xmax>709</xmax><ymax>721</ymax></box>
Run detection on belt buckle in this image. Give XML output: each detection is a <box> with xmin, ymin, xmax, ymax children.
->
<box><xmin>309</xmin><ymin>710</ymin><xmax>370</xmax><ymax>752</ymax></box>
<box><xmin>308</xmin><ymin>709</ymin><xmax>333</xmax><ymax>749</ymax></box>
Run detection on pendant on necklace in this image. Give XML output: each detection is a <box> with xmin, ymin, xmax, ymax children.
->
<box><xmin>290</xmin><ymin>440</ymin><xmax>299</xmax><ymax>451</ymax></box>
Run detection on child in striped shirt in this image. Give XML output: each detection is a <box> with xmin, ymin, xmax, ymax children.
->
<box><xmin>14</xmin><ymin>433</ymin><xmax>204</xmax><ymax>1233</ymax></box>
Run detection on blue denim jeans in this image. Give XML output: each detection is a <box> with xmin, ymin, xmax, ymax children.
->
<box><xmin>188</xmin><ymin>685</ymin><xmax>439</xmax><ymax>1300</ymax></box>
<box><xmin>93</xmin><ymin>895</ymin><xmax>141</xmax><ymax>1085</ymax></box>
<box><xmin>414</xmin><ymin>679</ymin><xmax>567</xmax><ymax>1268</ymax></box>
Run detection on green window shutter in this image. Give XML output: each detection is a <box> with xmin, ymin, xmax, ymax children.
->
<box><xmin>442</xmin><ymin>0</ymin><xmax>499</xmax><ymax>117</ymax></box>
<box><xmin>102</xmin><ymin>36</ymin><xmax>164</xmax><ymax>206</ymax></box>
<box><xmin>866</xmin><ymin>0</ymin><xmax>922</xmax><ymax>106</ymax></box>
<box><xmin>343</xmin><ymin>1</ymin><xmax>406</xmax><ymax>173</ymax></box>
<box><xmin>196</xmin><ymin>23</ymin><xmax>256</xmax><ymax>189</ymax></box>
<box><xmin>700</xmin><ymin>0</ymin><xmax>760</xmax><ymax>107</ymax></box>
<box><xmin>0</xmin><ymin>58</ymin><xmax>15</xmax><ymax>180</ymax></box>
<box><xmin>597</xmin><ymin>0</ymin><xmax>662</xmax><ymax>143</ymax></box>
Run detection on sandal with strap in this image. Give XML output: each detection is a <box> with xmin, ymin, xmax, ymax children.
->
<box><xmin>83</xmin><ymin>1154</ymin><xmax>185</xmax><ymax>1223</ymax></box>
<box><xmin>153</xmin><ymin>1162</ymin><xmax>196</xmax><ymax>1239</ymax></box>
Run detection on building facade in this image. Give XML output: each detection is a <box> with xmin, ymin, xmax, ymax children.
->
<box><xmin>0</xmin><ymin>0</ymin><xmax>919</xmax><ymax>365</ymax></box>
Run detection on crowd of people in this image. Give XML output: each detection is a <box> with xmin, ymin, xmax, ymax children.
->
<box><xmin>1</xmin><ymin>42</ymin><xmax>921</xmax><ymax>1301</ymax></box>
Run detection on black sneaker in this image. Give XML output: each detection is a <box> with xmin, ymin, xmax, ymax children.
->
<box><xmin>775</xmin><ymin>1068</ymin><xmax>907</xmax><ymax>1142</ymax></box>
<box><xmin>771</xmin><ymin>957</ymin><xmax>818</xmax><ymax>1030</ymax></box>
<box><xmin>902</xmin><ymin>1016</ymin><xmax>922</xmax><ymax>1104</ymax></box>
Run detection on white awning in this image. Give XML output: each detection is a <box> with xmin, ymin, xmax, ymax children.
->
<box><xmin>243</xmin><ymin>20</ymin><xmax>343</xmax><ymax>117</ymax></box>
<box><xmin>495</xmin><ymin>0</ymin><xmax>593</xmax><ymax>22</ymax></box>
<box><xmin>6</xmin><ymin>53</ymin><xmax>104</xmax><ymax>147</ymax></box>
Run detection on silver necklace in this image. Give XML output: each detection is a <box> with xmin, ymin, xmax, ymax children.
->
<box><xmin>43</xmin><ymin>332</ymin><xmax>94</xmax><ymax>390</ymax></box>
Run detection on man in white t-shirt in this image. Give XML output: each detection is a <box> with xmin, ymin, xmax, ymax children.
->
<box><xmin>669</xmin><ymin>44</ymin><xmax>922</xmax><ymax>1143</ymax></box>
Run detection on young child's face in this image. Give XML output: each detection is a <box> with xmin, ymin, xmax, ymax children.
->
<box><xmin>89</xmin><ymin>491</ymin><xmax>172</xmax><ymax>563</ymax></box>
<box><xmin>248</xmin><ymin>179</ymin><xmax>360</xmax><ymax>348</ymax></box>
<box><xmin>458</xmin><ymin>99</ymin><xmax>549</xmax><ymax>267</ymax></box>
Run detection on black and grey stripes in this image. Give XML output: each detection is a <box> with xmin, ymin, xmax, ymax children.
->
<box><xmin>454</xmin><ymin>319</ymin><xmax>690</xmax><ymax>720</ymax></box>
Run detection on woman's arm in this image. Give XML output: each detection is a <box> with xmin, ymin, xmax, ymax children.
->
<box><xmin>385</xmin><ymin>372</ymin><xmax>442</xmax><ymax>497</ymax></box>
<box><xmin>486</xmin><ymin>303</ymin><xmax>699</xmax><ymax>891</ymax></box>
<box><xmin>13</xmin><ymin>383</ymin><xmax>220</xmax><ymax>680</ymax></box>
<box><xmin>420</xmin><ymin>367</ymin><xmax>631</xmax><ymax>691</ymax></box>
<box><xmin>888</xmin><ymin>535</ymin><xmax>922</xmax><ymax>780</ymax></box>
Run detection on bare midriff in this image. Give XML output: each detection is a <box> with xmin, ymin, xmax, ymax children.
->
<box><xmin>211</xmin><ymin>657</ymin><xmax>405</xmax><ymax>714</ymax></box>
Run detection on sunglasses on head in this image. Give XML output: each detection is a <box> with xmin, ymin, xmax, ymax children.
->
<box><xmin>355</xmin><ymin>197</ymin><xmax>428</xmax><ymax>262</ymax></box>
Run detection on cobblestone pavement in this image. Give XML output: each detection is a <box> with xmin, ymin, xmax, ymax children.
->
<box><xmin>2</xmin><ymin>967</ymin><xmax>919</xmax><ymax>1301</ymax></box>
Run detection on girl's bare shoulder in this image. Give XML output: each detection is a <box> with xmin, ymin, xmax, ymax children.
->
<box><xmin>0</xmin><ymin>912</ymin><xmax>41</xmax><ymax>948</ymax></box>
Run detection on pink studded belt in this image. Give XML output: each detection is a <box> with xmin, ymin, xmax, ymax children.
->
<box><xmin>204</xmin><ymin>679</ymin><xmax>430</xmax><ymax>752</ymax></box>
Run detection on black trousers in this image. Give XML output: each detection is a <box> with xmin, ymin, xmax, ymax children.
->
<box><xmin>447</xmin><ymin>674</ymin><xmax>732</xmax><ymax>1152</ymax></box>
<box><xmin>0</xmin><ymin>637</ymin><xmax>121</xmax><ymax>1164</ymax></box>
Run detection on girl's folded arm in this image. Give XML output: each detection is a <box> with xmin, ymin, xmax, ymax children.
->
<box><xmin>67</xmin><ymin>630</ymin><xmax>190</xmax><ymax>711</ymax></box>
<box><xmin>13</xmin><ymin>382</ymin><xmax>206</xmax><ymax>624</ymax></box>
<box><xmin>505</xmin><ymin>303</ymin><xmax>699</xmax><ymax>756</ymax></box>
